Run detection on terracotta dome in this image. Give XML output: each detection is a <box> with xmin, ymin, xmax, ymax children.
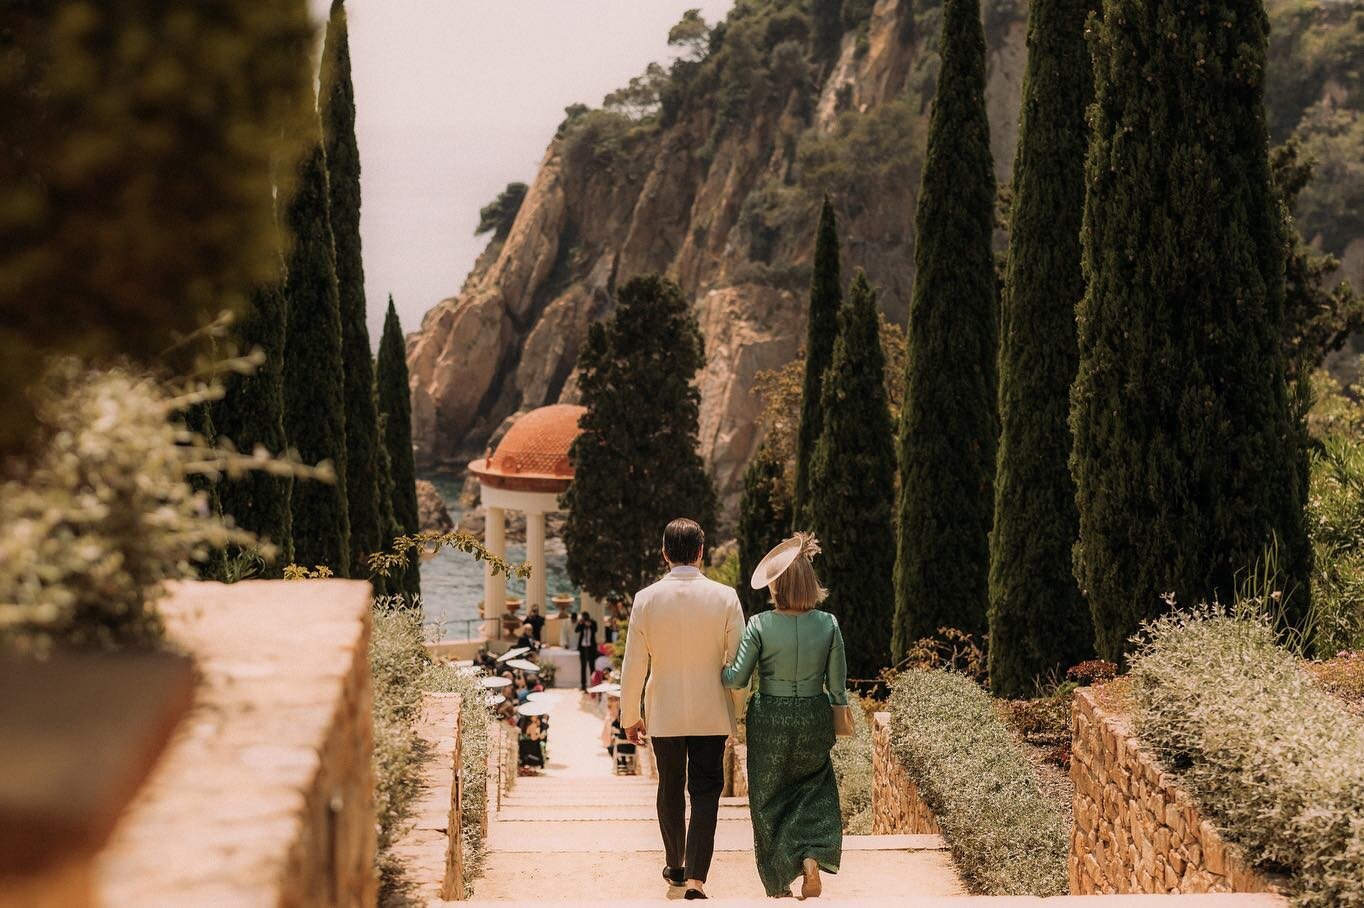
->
<box><xmin>469</xmin><ymin>404</ymin><xmax>586</xmax><ymax>491</ymax></box>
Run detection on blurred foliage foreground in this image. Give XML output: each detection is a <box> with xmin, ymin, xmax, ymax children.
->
<box><xmin>0</xmin><ymin>1</ymin><xmax>316</xmax><ymax>458</ymax></box>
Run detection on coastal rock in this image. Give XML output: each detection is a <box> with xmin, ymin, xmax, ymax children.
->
<box><xmin>415</xmin><ymin>479</ymin><xmax>454</xmax><ymax>533</ymax></box>
<box><xmin>407</xmin><ymin>0</ymin><xmax>1363</xmax><ymax>517</ymax></box>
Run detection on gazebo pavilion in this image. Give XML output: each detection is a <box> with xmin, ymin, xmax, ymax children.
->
<box><xmin>467</xmin><ymin>404</ymin><xmax>602</xmax><ymax>643</ymax></box>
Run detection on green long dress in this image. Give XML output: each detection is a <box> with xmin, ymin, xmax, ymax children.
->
<box><xmin>722</xmin><ymin>608</ymin><xmax>848</xmax><ymax>896</ymax></box>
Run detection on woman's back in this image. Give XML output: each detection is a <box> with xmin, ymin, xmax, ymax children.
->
<box><xmin>722</xmin><ymin>608</ymin><xmax>847</xmax><ymax>705</ymax></box>
<box><xmin>750</xmin><ymin>609</ymin><xmax>835</xmax><ymax>695</ymax></box>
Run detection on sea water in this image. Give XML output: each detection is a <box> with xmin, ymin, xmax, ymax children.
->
<box><xmin>417</xmin><ymin>474</ymin><xmax>575</xmax><ymax>640</ymax></box>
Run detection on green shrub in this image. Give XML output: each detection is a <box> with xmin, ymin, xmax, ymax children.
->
<box><xmin>888</xmin><ymin>670</ymin><xmax>1067</xmax><ymax>895</ymax></box>
<box><xmin>1130</xmin><ymin>606</ymin><xmax>1364</xmax><ymax>907</ymax></box>
<box><xmin>830</xmin><ymin>699</ymin><xmax>875</xmax><ymax>833</ymax></box>
<box><xmin>371</xmin><ymin>600</ymin><xmax>494</xmax><ymax>899</ymax></box>
<box><xmin>0</xmin><ymin>363</ymin><xmax>325</xmax><ymax>653</ymax></box>
<box><xmin>1307</xmin><ymin>435</ymin><xmax>1364</xmax><ymax>653</ymax></box>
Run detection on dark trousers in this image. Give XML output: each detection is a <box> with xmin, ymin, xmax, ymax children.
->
<box><xmin>578</xmin><ymin>647</ymin><xmax>595</xmax><ymax>689</ymax></box>
<box><xmin>651</xmin><ymin>735</ymin><xmax>727</xmax><ymax>883</ymax></box>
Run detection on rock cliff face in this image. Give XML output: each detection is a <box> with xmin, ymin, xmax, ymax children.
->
<box><xmin>407</xmin><ymin>0</ymin><xmax>1364</xmax><ymax>514</ymax></box>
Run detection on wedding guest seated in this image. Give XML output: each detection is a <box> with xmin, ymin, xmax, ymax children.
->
<box><xmin>475</xmin><ymin>647</ymin><xmax>498</xmax><ymax>672</ymax></box>
<box><xmin>515</xmin><ymin>623</ymin><xmax>540</xmax><ymax>652</ymax></box>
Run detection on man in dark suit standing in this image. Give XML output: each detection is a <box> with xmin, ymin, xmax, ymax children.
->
<box><xmin>574</xmin><ymin>610</ymin><xmax>598</xmax><ymax>690</ymax></box>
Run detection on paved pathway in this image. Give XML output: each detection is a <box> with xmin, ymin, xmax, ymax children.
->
<box><xmin>470</xmin><ymin>688</ymin><xmax>966</xmax><ymax>904</ymax></box>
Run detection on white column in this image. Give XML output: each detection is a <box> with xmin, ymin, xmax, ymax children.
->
<box><xmin>526</xmin><ymin>510</ymin><xmax>547</xmax><ymax>613</ymax></box>
<box><xmin>580</xmin><ymin>591</ymin><xmax>603</xmax><ymax>622</ymax></box>
<box><xmin>483</xmin><ymin>504</ymin><xmax>507</xmax><ymax>639</ymax></box>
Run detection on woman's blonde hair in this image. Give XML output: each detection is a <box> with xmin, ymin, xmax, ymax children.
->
<box><xmin>770</xmin><ymin>533</ymin><xmax>828</xmax><ymax>611</ymax></box>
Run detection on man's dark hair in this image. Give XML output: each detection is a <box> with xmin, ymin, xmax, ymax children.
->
<box><xmin>663</xmin><ymin>517</ymin><xmax>705</xmax><ymax>565</ymax></box>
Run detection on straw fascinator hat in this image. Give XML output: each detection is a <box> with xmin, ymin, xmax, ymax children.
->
<box><xmin>750</xmin><ymin>533</ymin><xmax>822</xmax><ymax>589</ymax></box>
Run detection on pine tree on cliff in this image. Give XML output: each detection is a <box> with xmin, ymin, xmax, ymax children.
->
<box><xmin>321</xmin><ymin>0</ymin><xmax>383</xmax><ymax>578</ymax></box>
<box><xmin>562</xmin><ymin>274</ymin><xmax>717</xmax><ymax>600</ymax></box>
<box><xmin>892</xmin><ymin>0</ymin><xmax>998</xmax><ymax>659</ymax></box>
<box><xmin>810</xmin><ymin>272</ymin><xmax>897</xmax><ymax>678</ymax></box>
<box><xmin>214</xmin><ymin>273</ymin><xmax>294</xmax><ymax>573</ymax></box>
<box><xmin>986</xmin><ymin>0</ymin><xmax>1095</xmax><ymax>697</ymax></box>
<box><xmin>282</xmin><ymin>120</ymin><xmax>351</xmax><ymax>576</ymax></box>
<box><xmin>792</xmin><ymin>197</ymin><xmax>842</xmax><ymax>531</ymax></box>
<box><xmin>1072</xmin><ymin>0</ymin><xmax>1309</xmax><ymax>662</ymax></box>
<box><xmin>377</xmin><ymin>297</ymin><xmax>422</xmax><ymax>598</ymax></box>
<box><xmin>736</xmin><ymin>442</ymin><xmax>793</xmax><ymax>618</ymax></box>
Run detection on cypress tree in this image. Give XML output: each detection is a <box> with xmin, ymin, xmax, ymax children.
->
<box><xmin>736</xmin><ymin>442</ymin><xmax>792</xmax><ymax>618</ymax></box>
<box><xmin>810</xmin><ymin>272</ymin><xmax>897</xmax><ymax>678</ymax></box>
<box><xmin>1072</xmin><ymin>0</ymin><xmax>1309</xmax><ymax>662</ymax></box>
<box><xmin>792</xmin><ymin>197</ymin><xmax>842</xmax><ymax>531</ymax></box>
<box><xmin>372</xmin><ymin>407</ymin><xmax>401</xmax><ymax>598</ymax></box>
<box><xmin>892</xmin><ymin>0</ymin><xmax>998</xmax><ymax>658</ymax></box>
<box><xmin>321</xmin><ymin>0</ymin><xmax>383</xmax><ymax>578</ymax></box>
<box><xmin>986</xmin><ymin>0</ymin><xmax>1095</xmax><ymax>697</ymax></box>
<box><xmin>282</xmin><ymin>120</ymin><xmax>351</xmax><ymax>575</ymax></box>
<box><xmin>377</xmin><ymin>297</ymin><xmax>422</xmax><ymax>597</ymax></box>
<box><xmin>562</xmin><ymin>274</ymin><xmax>717</xmax><ymax>600</ymax></box>
<box><xmin>215</xmin><ymin>274</ymin><xmax>294</xmax><ymax>573</ymax></box>
<box><xmin>811</xmin><ymin>0</ymin><xmax>845</xmax><ymax>65</ymax></box>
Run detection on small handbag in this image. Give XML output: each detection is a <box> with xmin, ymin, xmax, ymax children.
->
<box><xmin>832</xmin><ymin>703</ymin><xmax>856</xmax><ymax>737</ymax></box>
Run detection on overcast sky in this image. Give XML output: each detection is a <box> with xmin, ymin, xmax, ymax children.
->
<box><xmin>308</xmin><ymin>1</ymin><xmax>733</xmax><ymax>344</ymax></box>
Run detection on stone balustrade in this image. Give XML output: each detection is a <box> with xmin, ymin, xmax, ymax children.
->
<box><xmin>93</xmin><ymin>579</ymin><xmax>378</xmax><ymax>907</ymax></box>
<box><xmin>1070</xmin><ymin>688</ymin><xmax>1281</xmax><ymax>896</ymax></box>
<box><xmin>870</xmin><ymin>712</ymin><xmax>941</xmax><ymax>835</ymax></box>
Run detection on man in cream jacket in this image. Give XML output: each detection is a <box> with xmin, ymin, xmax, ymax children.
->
<box><xmin>620</xmin><ymin>517</ymin><xmax>745</xmax><ymax>901</ymax></box>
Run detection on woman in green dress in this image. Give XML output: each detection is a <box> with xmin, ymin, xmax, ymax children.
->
<box><xmin>722</xmin><ymin>534</ymin><xmax>847</xmax><ymax>899</ymax></box>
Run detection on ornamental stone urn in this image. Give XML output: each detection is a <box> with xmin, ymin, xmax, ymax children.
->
<box><xmin>551</xmin><ymin>594</ymin><xmax>574</xmax><ymax>618</ymax></box>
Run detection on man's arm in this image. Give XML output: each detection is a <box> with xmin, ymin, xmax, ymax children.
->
<box><xmin>618</xmin><ymin>604</ymin><xmax>648</xmax><ymax>741</ymax></box>
<box><xmin>723</xmin><ymin>594</ymin><xmax>744</xmax><ymax>664</ymax></box>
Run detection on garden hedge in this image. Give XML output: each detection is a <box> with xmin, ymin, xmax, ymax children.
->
<box><xmin>888</xmin><ymin>670</ymin><xmax>1067</xmax><ymax>895</ymax></box>
<box><xmin>1131</xmin><ymin>607</ymin><xmax>1364</xmax><ymax>907</ymax></box>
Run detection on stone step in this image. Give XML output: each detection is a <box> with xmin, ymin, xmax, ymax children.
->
<box><xmin>466</xmin><ymin>897</ymin><xmax>1285</xmax><ymax>907</ymax></box>
<box><xmin>489</xmin><ymin>820</ymin><xmax>946</xmax><ymax>854</ymax></box>
<box><xmin>493</xmin><ymin>803</ymin><xmax>753</xmax><ymax>822</ymax></box>
<box><xmin>468</xmin><ymin>847</ymin><xmax>965</xmax><ymax>903</ymax></box>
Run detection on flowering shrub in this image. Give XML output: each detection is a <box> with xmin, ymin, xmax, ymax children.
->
<box><xmin>889</xmin><ymin>670</ymin><xmax>1068</xmax><ymax>895</ymax></box>
<box><xmin>1305</xmin><ymin>650</ymin><xmax>1364</xmax><ymax>714</ymax></box>
<box><xmin>1131</xmin><ymin>605</ymin><xmax>1364</xmax><ymax>907</ymax></box>
<box><xmin>1065</xmin><ymin>659</ymin><xmax>1118</xmax><ymax>686</ymax></box>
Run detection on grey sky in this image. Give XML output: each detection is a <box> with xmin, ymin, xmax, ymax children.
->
<box><xmin>308</xmin><ymin>1</ymin><xmax>733</xmax><ymax>344</ymax></box>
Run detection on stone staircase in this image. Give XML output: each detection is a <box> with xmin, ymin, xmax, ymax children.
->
<box><xmin>465</xmin><ymin>690</ymin><xmax>1285</xmax><ymax>907</ymax></box>
<box><xmin>468</xmin><ymin>689</ymin><xmax>965</xmax><ymax>903</ymax></box>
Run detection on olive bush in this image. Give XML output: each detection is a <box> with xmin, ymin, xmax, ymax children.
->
<box><xmin>0</xmin><ymin>363</ymin><xmax>326</xmax><ymax>652</ymax></box>
<box><xmin>1130</xmin><ymin>605</ymin><xmax>1364</xmax><ymax>907</ymax></box>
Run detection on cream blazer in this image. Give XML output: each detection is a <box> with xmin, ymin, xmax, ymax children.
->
<box><xmin>619</xmin><ymin>566</ymin><xmax>745</xmax><ymax>738</ymax></box>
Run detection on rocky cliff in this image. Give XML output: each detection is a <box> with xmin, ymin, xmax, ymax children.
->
<box><xmin>407</xmin><ymin>0</ymin><xmax>1364</xmax><ymax>514</ymax></box>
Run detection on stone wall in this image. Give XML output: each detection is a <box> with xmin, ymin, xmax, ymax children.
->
<box><xmin>724</xmin><ymin>741</ymin><xmax>749</xmax><ymax>798</ymax></box>
<box><xmin>95</xmin><ymin>580</ymin><xmax>377</xmax><ymax>907</ymax></box>
<box><xmin>1070</xmin><ymin>688</ymin><xmax>1281</xmax><ymax>896</ymax></box>
<box><xmin>871</xmin><ymin>712</ymin><xmax>941</xmax><ymax>835</ymax></box>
